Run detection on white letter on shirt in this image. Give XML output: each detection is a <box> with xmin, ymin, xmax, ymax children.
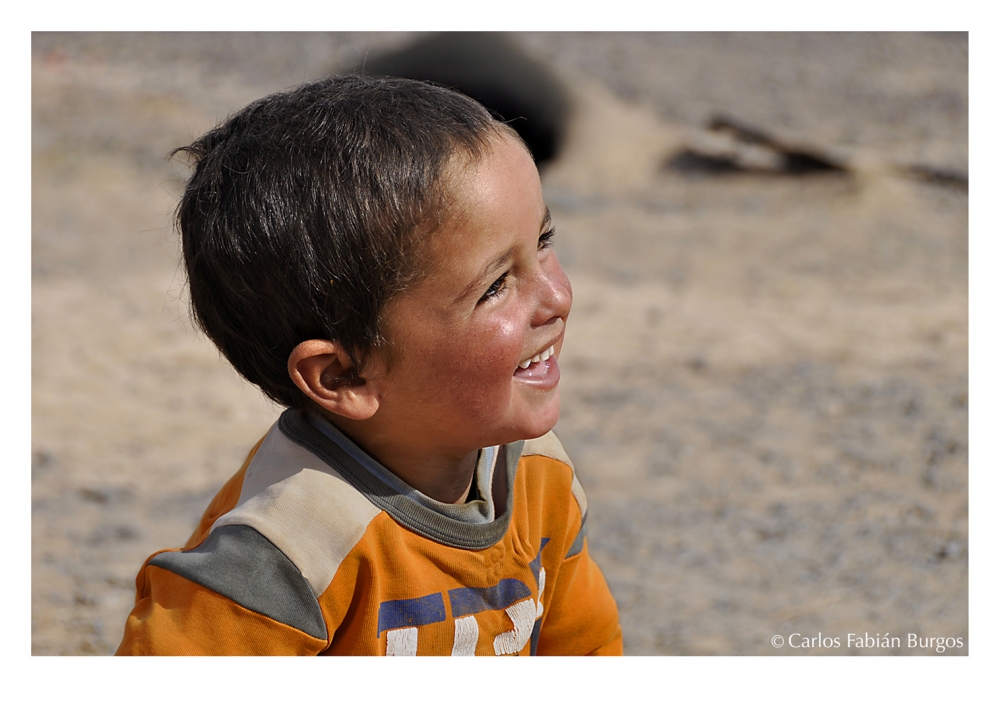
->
<box><xmin>493</xmin><ymin>599</ymin><xmax>536</xmax><ymax>655</ymax></box>
<box><xmin>386</xmin><ymin>627</ymin><xmax>418</xmax><ymax>656</ymax></box>
<box><xmin>452</xmin><ymin>615</ymin><xmax>479</xmax><ymax>656</ymax></box>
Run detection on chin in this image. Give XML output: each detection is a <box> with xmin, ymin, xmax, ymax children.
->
<box><xmin>513</xmin><ymin>397</ymin><xmax>561</xmax><ymax>442</ymax></box>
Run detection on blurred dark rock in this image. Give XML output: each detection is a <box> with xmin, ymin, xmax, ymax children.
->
<box><xmin>350</xmin><ymin>32</ymin><xmax>571</xmax><ymax>168</ymax></box>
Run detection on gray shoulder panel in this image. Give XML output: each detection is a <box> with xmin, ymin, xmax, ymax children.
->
<box><xmin>565</xmin><ymin>512</ymin><xmax>588</xmax><ymax>558</ymax></box>
<box><xmin>149</xmin><ymin>524</ymin><xmax>327</xmax><ymax>641</ymax></box>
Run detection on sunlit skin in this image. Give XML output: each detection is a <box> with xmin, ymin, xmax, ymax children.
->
<box><xmin>288</xmin><ymin>134</ymin><xmax>573</xmax><ymax>505</ymax></box>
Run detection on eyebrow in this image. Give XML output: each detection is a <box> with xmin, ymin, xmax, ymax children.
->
<box><xmin>457</xmin><ymin>208</ymin><xmax>552</xmax><ymax>303</ymax></box>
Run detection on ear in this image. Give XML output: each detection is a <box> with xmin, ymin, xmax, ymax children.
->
<box><xmin>287</xmin><ymin>340</ymin><xmax>381</xmax><ymax>421</ymax></box>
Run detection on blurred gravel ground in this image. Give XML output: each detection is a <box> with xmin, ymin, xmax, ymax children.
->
<box><xmin>31</xmin><ymin>32</ymin><xmax>966</xmax><ymax>655</ymax></box>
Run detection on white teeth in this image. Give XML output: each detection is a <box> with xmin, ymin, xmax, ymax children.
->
<box><xmin>518</xmin><ymin>345</ymin><xmax>556</xmax><ymax>370</ymax></box>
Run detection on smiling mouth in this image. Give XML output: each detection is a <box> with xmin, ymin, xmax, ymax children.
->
<box><xmin>517</xmin><ymin>345</ymin><xmax>555</xmax><ymax>370</ymax></box>
<box><xmin>513</xmin><ymin>344</ymin><xmax>560</xmax><ymax>385</ymax></box>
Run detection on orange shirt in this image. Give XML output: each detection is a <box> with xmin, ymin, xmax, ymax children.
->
<box><xmin>117</xmin><ymin>410</ymin><xmax>622</xmax><ymax>655</ymax></box>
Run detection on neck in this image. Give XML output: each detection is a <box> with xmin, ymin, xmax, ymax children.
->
<box><xmin>327</xmin><ymin>413</ymin><xmax>479</xmax><ymax>504</ymax></box>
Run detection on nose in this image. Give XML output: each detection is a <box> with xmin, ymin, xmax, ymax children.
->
<box><xmin>531</xmin><ymin>252</ymin><xmax>573</xmax><ymax>327</ymax></box>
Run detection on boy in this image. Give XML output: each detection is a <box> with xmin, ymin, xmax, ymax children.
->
<box><xmin>117</xmin><ymin>75</ymin><xmax>622</xmax><ymax>655</ymax></box>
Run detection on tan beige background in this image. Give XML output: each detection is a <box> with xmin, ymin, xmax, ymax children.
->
<box><xmin>32</xmin><ymin>32</ymin><xmax>967</xmax><ymax>655</ymax></box>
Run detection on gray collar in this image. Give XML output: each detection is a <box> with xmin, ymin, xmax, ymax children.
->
<box><xmin>278</xmin><ymin>409</ymin><xmax>523</xmax><ymax>550</ymax></box>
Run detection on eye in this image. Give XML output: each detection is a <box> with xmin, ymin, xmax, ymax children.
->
<box><xmin>478</xmin><ymin>271</ymin><xmax>509</xmax><ymax>304</ymax></box>
<box><xmin>538</xmin><ymin>227</ymin><xmax>556</xmax><ymax>251</ymax></box>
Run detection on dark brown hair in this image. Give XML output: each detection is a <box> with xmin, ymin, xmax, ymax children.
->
<box><xmin>173</xmin><ymin>75</ymin><xmax>505</xmax><ymax>408</ymax></box>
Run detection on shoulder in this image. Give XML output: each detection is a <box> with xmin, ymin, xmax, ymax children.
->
<box><xmin>147</xmin><ymin>523</ymin><xmax>329</xmax><ymax>641</ymax></box>
<box><xmin>145</xmin><ymin>417</ymin><xmax>388</xmax><ymax>642</ymax></box>
<box><xmin>519</xmin><ymin>430</ymin><xmax>588</xmax><ymax>522</ymax></box>
<box><xmin>208</xmin><ymin>417</ymin><xmax>383</xmax><ymax>598</ymax></box>
<box><xmin>522</xmin><ymin>430</ymin><xmax>574</xmax><ymax>468</ymax></box>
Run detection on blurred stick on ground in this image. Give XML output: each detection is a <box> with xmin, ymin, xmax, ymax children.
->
<box><xmin>32</xmin><ymin>32</ymin><xmax>967</xmax><ymax>655</ymax></box>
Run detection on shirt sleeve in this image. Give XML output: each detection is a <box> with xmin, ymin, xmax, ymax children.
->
<box><xmin>116</xmin><ymin>524</ymin><xmax>329</xmax><ymax>656</ymax></box>
<box><xmin>534</xmin><ymin>531</ymin><xmax>623</xmax><ymax>655</ymax></box>
<box><xmin>518</xmin><ymin>434</ymin><xmax>623</xmax><ymax>656</ymax></box>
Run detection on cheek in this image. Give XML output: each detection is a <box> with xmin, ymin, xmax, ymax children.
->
<box><xmin>423</xmin><ymin>317</ymin><xmax>524</xmax><ymax>411</ymax></box>
<box><xmin>460</xmin><ymin>317</ymin><xmax>524</xmax><ymax>382</ymax></box>
<box><xmin>392</xmin><ymin>304</ymin><xmax>529</xmax><ymax>419</ymax></box>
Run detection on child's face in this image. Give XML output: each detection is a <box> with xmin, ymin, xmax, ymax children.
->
<box><xmin>368</xmin><ymin>134</ymin><xmax>572</xmax><ymax>457</ymax></box>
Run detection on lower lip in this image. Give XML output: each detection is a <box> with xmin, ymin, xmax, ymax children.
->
<box><xmin>513</xmin><ymin>356</ymin><xmax>561</xmax><ymax>390</ymax></box>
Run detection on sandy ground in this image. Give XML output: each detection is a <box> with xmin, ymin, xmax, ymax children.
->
<box><xmin>31</xmin><ymin>32</ymin><xmax>967</xmax><ymax>656</ymax></box>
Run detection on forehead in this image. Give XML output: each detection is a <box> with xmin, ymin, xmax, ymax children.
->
<box><xmin>422</xmin><ymin>136</ymin><xmax>545</xmax><ymax>274</ymax></box>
